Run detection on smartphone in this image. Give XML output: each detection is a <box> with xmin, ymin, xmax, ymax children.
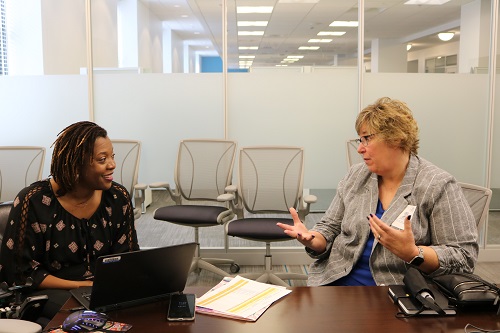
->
<box><xmin>167</xmin><ymin>293</ymin><xmax>196</xmax><ymax>321</ymax></box>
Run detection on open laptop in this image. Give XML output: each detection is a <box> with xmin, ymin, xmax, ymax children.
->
<box><xmin>70</xmin><ymin>242</ymin><xmax>196</xmax><ymax>312</ymax></box>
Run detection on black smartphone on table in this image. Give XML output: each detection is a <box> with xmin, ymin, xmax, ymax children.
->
<box><xmin>167</xmin><ymin>293</ymin><xmax>196</xmax><ymax>321</ymax></box>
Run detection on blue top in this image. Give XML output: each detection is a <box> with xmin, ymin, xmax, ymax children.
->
<box><xmin>327</xmin><ymin>200</ymin><xmax>385</xmax><ymax>286</ymax></box>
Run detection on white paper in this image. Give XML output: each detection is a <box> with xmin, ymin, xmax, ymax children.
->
<box><xmin>196</xmin><ymin>276</ymin><xmax>291</xmax><ymax>320</ymax></box>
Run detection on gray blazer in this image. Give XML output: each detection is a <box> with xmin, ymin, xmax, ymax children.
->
<box><xmin>307</xmin><ymin>155</ymin><xmax>479</xmax><ymax>286</ymax></box>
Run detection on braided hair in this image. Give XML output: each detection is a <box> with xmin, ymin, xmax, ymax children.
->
<box><xmin>50</xmin><ymin>121</ymin><xmax>108</xmax><ymax>196</ymax></box>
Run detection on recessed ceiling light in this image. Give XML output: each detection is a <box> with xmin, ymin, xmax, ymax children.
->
<box><xmin>318</xmin><ymin>31</ymin><xmax>346</xmax><ymax>36</ymax></box>
<box><xmin>237</xmin><ymin>6</ymin><xmax>273</xmax><ymax>14</ymax></box>
<box><xmin>438</xmin><ymin>32</ymin><xmax>454</xmax><ymax>41</ymax></box>
<box><xmin>404</xmin><ymin>0</ymin><xmax>450</xmax><ymax>4</ymax></box>
<box><xmin>287</xmin><ymin>55</ymin><xmax>304</xmax><ymax>59</ymax></box>
<box><xmin>329</xmin><ymin>21</ymin><xmax>358</xmax><ymax>27</ymax></box>
<box><xmin>239</xmin><ymin>46</ymin><xmax>259</xmax><ymax>50</ymax></box>
<box><xmin>238</xmin><ymin>31</ymin><xmax>265</xmax><ymax>36</ymax></box>
<box><xmin>238</xmin><ymin>21</ymin><xmax>268</xmax><ymax>27</ymax></box>
<box><xmin>239</xmin><ymin>55</ymin><xmax>255</xmax><ymax>59</ymax></box>
<box><xmin>299</xmin><ymin>46</ymin><xmax>320</xmax><ymax>50</ymax></box>
<box><xmin>308</xmin><ymin>39</ymin><xmax>332</xmax><ymax>43</ymax></box>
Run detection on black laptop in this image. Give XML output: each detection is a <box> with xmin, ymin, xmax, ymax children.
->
<box><xmin>70</xmin><ymin>243</ymin><xmax>196</xmax><ymax>312</ymax></box>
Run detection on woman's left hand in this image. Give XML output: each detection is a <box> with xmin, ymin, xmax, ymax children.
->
<box><xmin>368</xmin><ymin>214</ymin><xmax>417</xmax><ymax>263</ymax></box>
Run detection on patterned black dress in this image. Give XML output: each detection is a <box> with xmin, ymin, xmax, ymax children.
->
<box><xmin>0</xmin><ymin>179</ymin><xmax>139</xmax><ymax>288</ymax></box>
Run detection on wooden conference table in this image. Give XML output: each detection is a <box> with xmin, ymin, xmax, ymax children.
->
<box><xmin>47</xmin><ymin>286</ymin><xmax>499</xmax><ymax>333</ymax></box>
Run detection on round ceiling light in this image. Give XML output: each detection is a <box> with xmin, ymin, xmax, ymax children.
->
<box><xmin>438</xmin><ymin>32</ymin><xmax>454</xmax><ymax>41</ymax></box>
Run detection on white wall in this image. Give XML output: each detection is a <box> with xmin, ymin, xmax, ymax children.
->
<box><xmin>6</xmin><ymin>0</ymin><xmax>44</xmax><ymax>75</ymax></box>
<box><xmin>171</xmin><ymin>31</ymin><xmax>185</xmax><ymax>73</ymax></box>
<box><xmin>41</xmin><ymin>0</ymin><xmax>87</xmax><ymax>74</ymax></box>
<box><xmin>138</xmin><ymin>1</ymin><xmax>163</xmax><ymax>73</ymax></box>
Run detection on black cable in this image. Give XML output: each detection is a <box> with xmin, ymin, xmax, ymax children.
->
<box><xmin>464</xmin><ymin>323</ymin><xmax>500</xmax><ymax>333</ymax></box>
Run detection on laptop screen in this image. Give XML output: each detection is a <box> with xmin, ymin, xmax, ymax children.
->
<box><xmin>72</xmin><ymin>243</ymin><xmax>196</xmax><ymax>312</ymax></box>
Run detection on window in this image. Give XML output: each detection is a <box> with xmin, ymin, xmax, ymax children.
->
<box><xmin>0</xmin><ymin>0</ymin><xmax>7</xmax><ymax>75</ymax></box>
<box><xmin>425</xmin><ymin>54</ymin><xmax>457</xmax><ymax>73</ymax></box>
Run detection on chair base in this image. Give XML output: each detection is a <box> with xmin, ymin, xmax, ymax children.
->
<box><xmin>189</xmin><ymin>256</ymin><xmax>235</xmax><ymax>278</ymax></box>
<box><xmin>238</xmin><ymin>253</ymin><xmax>307</xmax><ymax>287</ymax></box>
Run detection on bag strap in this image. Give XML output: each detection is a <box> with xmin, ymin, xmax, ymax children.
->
<box><xmin>449</xmin><ymin>272</ymin><xmax>500</xmax><ymax>294</ymax></box>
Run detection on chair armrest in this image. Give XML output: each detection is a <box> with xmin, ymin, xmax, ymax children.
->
<box><xmin>217</xmin><ymin>193</ymin><xmax>235</xmax><ymax>202</ymax></box>
<box><xmin>134</xmin><ymin>183</ymin><xmax>147</xmax><ymax>191</ymax></box>
<box><xmin>304</xmin><ymin>194</ymin><xmax>318</xmax><ymax>204</ymax></box>
<box><xmin>225</xmin><ymin>184</ymin><xmax>237</xmax><ymax>193</ymax></box>
<box><xmin>133</xmin><ymin>183</ymin><xmax>148</xmax><ymax>214</ymax></box>
<box><xmin>149</xmin><ymin>181</ymin><xmax>170</xmax><ymax>189</ymax></box>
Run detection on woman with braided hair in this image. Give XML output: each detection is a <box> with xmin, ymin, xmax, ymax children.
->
<box><xmin>0</xmin><ymin>121</ymin><xmax>139</xmax><ymax>325</ymax></box>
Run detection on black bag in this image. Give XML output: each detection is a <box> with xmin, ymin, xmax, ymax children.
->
<box><xmin>432</xmin><ymin>272</ymin><xmax>500</xmax><ymax>313</ymax></box>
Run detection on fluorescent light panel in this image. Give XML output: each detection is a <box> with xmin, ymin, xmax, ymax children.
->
<box><xmin>299</xmin><ymin>46</ymin><xmax>320</xmax><ymax>50</ymax></box>
<box><xmin>238</xmin><ymin>31</ymin><xmax>265</xmax><ymax>36</ymax></box>
<box><xmin>308</xmin><ymin>39</ymin><xmax>332</xmax><ymax>43</ymax></box>
<box><xmin>329</xmin><ymin>21</ymin><xmax>358</xmax><ymax>27</ymax></box>
<box><xmin>318</xmin><ymin>31</ymin><xmax>345</xmax><ymax>36</ymax></box>
<box><xmin>237</xmin><ymin>21</ymin><xmax>268</xmax><ymax>27</ymax></box>
<box><xmin>237</xmin><ymin>6</ymin><xmax>273</xmax><ymax>14</ymax></box>
<box><xmin>239</xmin><ymin>55</ymin><xmax>255</xmax><ymax>59</ymax></box>
<box><xmin>239</xmin><ymin>46</ymin><xmax>259</xmax><ymax>50</ymax></box>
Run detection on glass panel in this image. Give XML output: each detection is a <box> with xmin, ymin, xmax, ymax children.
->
<box><xmin>228</xmin><ymin>0</ymin><xmax>358</xmax><ymax>71</ymax></box>
<box><xmin>489</xmin><ymin>5</ymin><xmax>500</xmax><ymax>246</ymax></box>
<box><xmin>365</xmin><ymin>0</ymin><xmax>481</xmax><ymax>74</ymax></box>
<box><xmin>0</xmin><ymin>0</ymin><xmax>89</xmax><ymax>178</ymax></box>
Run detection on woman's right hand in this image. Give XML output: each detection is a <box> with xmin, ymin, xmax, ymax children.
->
<box><xmin>277</xmin><ymin>208</ymin><xmax>326</xmax><ymax>252</ymax></box>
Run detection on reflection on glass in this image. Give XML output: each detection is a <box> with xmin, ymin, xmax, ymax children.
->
<box><xmin>365</xmin><ymin>0</ymin><xmax>486</xmax><ymax>74</ymax></box>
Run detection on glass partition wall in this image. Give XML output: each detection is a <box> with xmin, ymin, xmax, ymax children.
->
<box><xmin>0</xmin><ymin>0</ymin><xmax>498</xmax><ymax>260</ymax></box>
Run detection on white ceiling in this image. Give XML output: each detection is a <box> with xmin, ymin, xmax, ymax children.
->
<box><xmin>144</xmin><ymin>0</ymin><xmax>475</xmax><ymax>69</ymax></box>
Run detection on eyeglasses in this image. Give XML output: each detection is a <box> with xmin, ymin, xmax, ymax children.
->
<box><xmin>354</xmin><ymin>134</ymin><xmax>376</xmax><ymax>147</ymax></box>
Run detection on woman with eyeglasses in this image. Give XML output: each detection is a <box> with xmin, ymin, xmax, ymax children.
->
<box><xmin>278</xmin><ymin>97</ymin><xmax>478</xmax><ymax>286</ymax></box>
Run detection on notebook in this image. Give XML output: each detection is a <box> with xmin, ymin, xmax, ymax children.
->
<box><xmin>70</xmin><ymin>243</ymin><xmax>196</xmax><ymax>312</ymax></box>
<box><xmin>388</xmin><ymin>284</ymin><xmax>456</xmax><ymax>316</ymax></box>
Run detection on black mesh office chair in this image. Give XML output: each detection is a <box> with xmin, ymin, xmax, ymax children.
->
<box><xmin>150</xmin><ymin>139</ymin><xmax>238</xmax><ymax>278</ymax></box>
<box><xmin>224</xmin><ymin>146</ymin><xmax>317</xmax><ymax>287</ymax></box>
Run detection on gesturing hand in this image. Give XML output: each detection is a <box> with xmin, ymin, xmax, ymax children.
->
<box><xmin>368</xmin><ymin>214</ymin><xmax>417</xmax><ymax>262</ymax></box>
<box><xmin>277</xmin><ymin>208</ymin><xmax>325</xmax><ymax>252</ymax></box>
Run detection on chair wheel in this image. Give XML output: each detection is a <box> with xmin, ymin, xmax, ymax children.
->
<box><xmin>230</xmin><ymin>263</ymin><xmax>240</xmax><ymax>274</ymax></box>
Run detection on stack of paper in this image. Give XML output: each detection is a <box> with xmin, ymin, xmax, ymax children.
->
<box><xmin>195</xmin><ymin>276</ymin><xmax>292</xmax><ymax>321</ymax></box>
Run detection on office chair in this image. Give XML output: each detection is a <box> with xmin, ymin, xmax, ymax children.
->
<box><xmin>111</xmin><ymin>140</ymin><xmax>147</xmax><ymax>220</ymax></box>
<box><xmin>0</xmin><ymin>147</ymin><xmax>45</xmax><ymax>203</ymax></box>
<box><xmin>224</xmin><ymin>146</ymin><xmax>317</xmax><ymax>287</ymax></box>
<box><xmin>346</xmin><ymin>139</ymin><xmax>363</xmax><ymax>169</ymax></box>
<box><xmin>1</xmin><ymin>201</ymin><xmax>44</xmax><ymax>333</ymax></box>
<box><xmin>0</xmin><ymin>201</ymin><xmax>13</xmax><ymax>258</ymax></box>
<box><xmin>458</xmin><ymin>182</ymin><xmax>492</xmax><ymax>228</ymax></box>
<box><xmin>150</xmin><ymin>139</ymin><xmax>238</xmax><ymax>277</ymax></box>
